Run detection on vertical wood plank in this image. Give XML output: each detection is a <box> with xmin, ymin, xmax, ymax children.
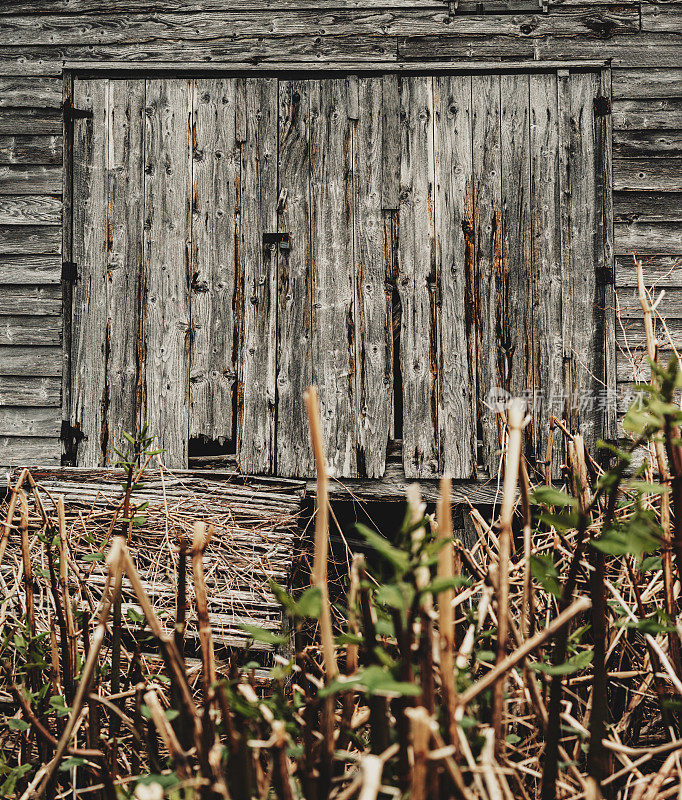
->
<box><xmin>61</xmin><ymin>72</ymin><xmax>73</xmax><ymax>465</ymax></box>
<box><xmin>190</xmin><ymin>78</ymin><xmax>238</xmax><ymax>445</ymax></box>
<box><xmin>565</xmin><ymin>71</ymin><xmax>603</xmax><ymax>451</ymax></box>
<box><xmin>310</xmin><ymin>78</ymin><xmax>357</xmax><ymax>477</ymax></box>
<box><xmin>530</xmin><ymin>72</ymin><xmax>563</xmax><ymax>477</ymax></box>
<box><xmin>277</xmin><ymin>79</ymin><xmax>313</xmax><ymax>477</ymax></box>
<box><xmin>238</xmin><ymin>77</ymin><xmax>278</xmax><ymax>474</ymax></box>
<box><xmin>500</xmin><ymin>72</ymin><xmax>533</xmax><ymax>457</ymax></box>
<box><xmin>142</xmin><ymin>78</ymin><xmax>192</xmax><ymax>468</ymax></box>
<box><xmin>71</xmin><ymin>78</ymin><xmax>108</xmax><ymax>467</ymax></box>
<box><xmin>105</xmin><ymin>79</ymin><xmax>145</xmax><ymax>464</ymax></box>
<box><xmin>600</xmin><ymin>67</ymin><xmax>616</xmax><ymax>444</ymax></box>
<box><xmin>381</xmin><ymin>74</ymin><xmax>400</xmax><ymax>211</ymax></box>
<box><xmin>472</xmin><ymin>73</ymin><xmax>503</xmax><ymax>477</ymax></box>
<box><xmin>433</xmin><ymin>73</ymin><xmax>476</xmax><ymax>479</ymax></box>
<box><xmin>354</xmin><ymin>76</ymin><xmax>391</xmax><ymax>478</ymax></box>
<box><xmin>399</xmin><ymin>75</ymin><xmax>438</xmax><ymax>479</ymax></box>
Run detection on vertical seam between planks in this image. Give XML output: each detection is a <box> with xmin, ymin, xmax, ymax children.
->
<box><xmin>273</xmin><ymin>77</ymin><xmax>280</xmax><ymax>476</ymax></box>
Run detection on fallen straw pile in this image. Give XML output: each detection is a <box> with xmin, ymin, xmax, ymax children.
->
<box><xmin>4</xmin><ymin>263</ymin><xmax>682</xmax><ymax>799</ymax></box>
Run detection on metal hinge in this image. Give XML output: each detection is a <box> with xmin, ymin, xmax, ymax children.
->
<box><xmin>596</xmin><ymin>266</ymin><xmax>614</xmax><ymax>283</ymax></box>
<box><xmin>262</xmin><ymin>232</ymin><xmax>291</xmax><ymax>252</ymax></box>
<box><xmin>62</xmin><ymin>261</ymin><xmax>78</xmax><ymax>282</ymax></box>
<box><xmin>62</xmin><ymin>98</ymin><xmax>93</xmax><ymax>126</ymax></box>
<box><xmin>60</xmin><ymin>420</ymin><xmax>83</xmax><ymax>466</ymax></box>
<box><xmin>593</xmin><ymin>95</ymin><xmax>611</xmax><ymax>117</ymax></box>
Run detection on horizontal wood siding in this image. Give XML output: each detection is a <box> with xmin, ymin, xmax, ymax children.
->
<box><xmin>0</xmin><ymin>66</ymin><xmax>63</xmax><ymax>466</ymax></box>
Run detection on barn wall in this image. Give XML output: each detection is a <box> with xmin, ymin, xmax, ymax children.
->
<box><xmin>0</xmin><ymin>2</ymin><xmax>679</xmax><ymax>467</ymax></box>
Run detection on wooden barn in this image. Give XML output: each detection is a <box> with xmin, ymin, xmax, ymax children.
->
<box><xmin>0</xmin><ymin>2</ymin><xmax>679</xmax><ymax>500</ymax></box>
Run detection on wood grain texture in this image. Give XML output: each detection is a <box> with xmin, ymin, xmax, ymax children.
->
<box><xmin>0</xmin><ymin>254</ymin><xmax>60</xmax><ymax>283</ymax></box>
<box><xmin>0</xmin><ymin>406</ymin><xmax>60</xmax><ymax>436</ymax></box>
<box><xmin>0</xmin><ymin>346</ymin><xmax>62</xmax><ymax>376</ymax></box>
<box><xmin>612</xmin><ymin>99</ymin><xmax>682</xmax><ymax>130</ymax></box>
<box><xmin>0</xmin><ymin>195</ymin><xmax>61</xmax><ymax>225</ymax></box>
<box><xmin>276</xmin><ymin>79</ymin><xmax>313</xmax><ymax>477</ymax></box>
<box><xmin>0</xmin><ymin>315</ymin><xmax>61</xmax><ymax>345</ymax></box>
<box><xmin>613</xmin><ymin>130</ymin><xmax>682</xmax><ymax>158</ymax></box>
<box><xmin>615</xmin><ymin>222</ymin><xmax>682</xmax><ymax>253</ymax></box>
<box><xmin>0</xmin><ymin>164</ymin><xmax>61</xmax><ymax>194</ymax></box>
<box><xmin>472</xmin><ymin>73</ymin><xmax>503</xmax><ymax>477</ymax></box>
<box><xmin>612</xmin><ymin>68</ymin><xmax>682</xmax><ymax>100</ymax></box>
<box><xmin>104</xmin><ymin>79</ymin><xmax>145</xmax><ymax>463</ymax></box>
<box><xmin>0</xmin><ymin>376</ymin><xmax>61</xmax><ymax>407</ymax></box>
<box><xmin>0</xmin><ymin>77</ymin><xmax>61</xmax><ymax>107</ymax></box>
<box><xmin>142</xmin><ymin>78</ymin><xmax>192</xmax><ymax>468</ymax></box>
<box><xmin>381</xmin><ymin>74</ymin><xmax>400</xmax><ymax>210</ymax></box>
<box><xmin>0</xmin><ymin>8</ymin><xmax>640</xmax><ymax>46</ymax></box>
<box><xmin>70</xmin><ymin>78</ymin><xmax>108</xmax><ymax>466</ymax></box>
<box><xmin>0</xmin><ymin>285</ymin><xmax>61</xmax><ymax>315</ymax></box>
<box><xmin>0</xmin><ymin>108</ymin><xmax>62</xmax><ymax>135</ymax></box>
<box><xmin>398</xmin><ymin>75</ymin><xmax>438</xmax><ymax>478</ymax></box>
<box><xmin>310</xmin><ymin>78</ymin><xmax>356</xmax><ymax>477</ymax></box>
<box><xmin>641</xmin><ymin>3</ymin><xmax>682</xmax><ymax>32</ymax></box>
<box><xmin>530</xmin><ymin>71</ymin><xmax>563</xmax><ymax>475</ymax></box>
<box><xmin>433</xmin><ymin>73</ymin><xmax>476</xmax><ymax>478</ymax></box>
<box><xmin>0</xmin><ymin>224</ymin><xmax>60</xmax><ymax>253</ymax></box>
<box><xmin>190</xmin><ymin>77</ymin><xmax>238</xmax><ymax>444</ymax></box>
<box><xmin>0</xmin><ymin>135</ymin><xmax>62</xmax><ymax>164</ymax></box>
<box><xmin>613</xmin><ymin>158</ymin><xmax>682</xmax><ymax>191</ymax></box>
<box><xmin>615</xmin><ymin>191</ymin><xmax>682</xmax><ymax>222</ymax></box>
<box><xmin>500</xmin><ymin>71</ymin><xmax>532</xmax><ymax>452</ymax></box>
<box><xmin>354</xmin><ymin>76</ymin><xmax>391</xmax><ymax>478</ymax></box>
<box><xmin>0</xmin><ymin>436</ymin><xmax>60</xmax><ymax>466</ymax></box>
<box><xmin>237</xmin><ymin>77</ymin><xmax>278</xmax><ymax>474</ymax></box>
<box><xmin>615</xmin><ymin>254</ymin><xmax>682</xmax><ymax>287</ymax></box>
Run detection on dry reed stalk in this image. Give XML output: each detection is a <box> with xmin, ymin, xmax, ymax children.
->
<box><xmin>636</xmin><ymin>257</ymin><xmax>681</xmax><ymax>678</ymax></box>
<box><xmin>0</xmin><ymin>467</ymin><xmax>28</xmax><ymax>569</ymax></box>
<box><xmin>519</xmin><ymin>459</ymin><xmax>533</xmax><ymax>640</ymax></box>
<box><xmin>143</xmin><ymin>689</ymin><xmax>190</xmax><ymax>778</ymax></box>
<box><xmin>493</xmin><ymin>399</ymin><xmax>525</xmax><ymax>751</ymax></box>
<box><xmin>405</xmin><ymin>706</ymin><xmax>433</xmax><ymax>800</ymax></box>
<box><xmin>57</xmin><ymin>496</ymin><xmax>77</xmax><ymax>703</ymax></box>
<box><xmin>437</xmin><ymin>474</ymin><xmax>459</xmax><ymax>748</ymax></box>
<box><xmin>192</xmin><ymin>521</ymin><xmax>217</xmax><ymax>695</ymax></box>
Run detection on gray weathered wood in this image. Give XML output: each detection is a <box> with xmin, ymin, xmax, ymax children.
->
<box><xmin>615</xmin><ymin>191</ymin><xmax>682</xmax><ymax>223</ymax></box>
<box><xmin>612</xmin><ymin>68</ymin><xmax>682</xmax><ymax>100</ymax></box>
<box><xmin>500</xmin><ymin>71</ymin><xmax>533</xmax><ymax>454</ymax></box>
<box><xmin>190</xmin><ymin>77</ymin><xmax>238</xmax><ymax>445</ymax></box>
<box><xmin>0</xmin><ymin>376</ymin><xmax>61</xmax><ymax>407</ymax></box>
<box><xmin>237</xmin><ymin>77</ymin><xmax>278</xmax><ymax>474</ymax></box>
<box><xmin>433</xmin><ymin>73</ymin><xmax>476</xmax><ymax>478</ymax></box>
<box><xmin>601</xmin><ymin>66</ymin><xmax>616</xmax><ymax>443</ymax></box>
<box><xmin>70</xmin><ymin>78</ymin><xmax>108</xmax><ymax>466</ymax></box>
<box><xmin>613</xmin><ymin>130</ymin><xmax>682</xmax><ymax>158</ymax></box>
<box><xmin>0</xmin><ymin>9</ymin><xmax>639</xmax><ymax>46</ymax></box>
<box><xmin>612</xmin><ymin>99</ymin><xmax>682</xmax><ymax>130</ymax></box>
<box><xmin>0</xmin><ymin>436</ymin><xmax>60</xmax><ymax>466</ymax></box>
<box><xmin>0</xmin><ymin>195</ymin><xmax>61</xmax><ymax>225</ymax></box>
<box><xmin>310</xmin><ymin>78</ymin><xmax>356</xmax><ymax>477</ymax></box>
<box><xmin>381</xmin><ymin>74</ymin><xmax>400</xmax><ymax>210</ymax></box>
<box><xmin>354</xmin><ymin>76</ymin><xmax>391</xmax><ymax>478</ymax></box>
<box><xmin>530</xmin><ymin>71</ymin><xmax>563</xmax><ymax>475</ymax></box>
<box><xmin>105</xmin><ymin>79</ymin><xmax>145</xmax><ymax>463</ymax></box>
<box><xmin>142</xmin><ymin>78</ymin><xmax>192</xmax><ymax>468</ymax></box>
<box><xmin>618</xmin><ymin>286</ymin><xmax>682</xmax><ymax>318</ymax></box>
<box><xmin>641</xmin><ymin>3</ymin><xmax>682</xmax><ymax>32</ymax></box>
<box><xmin>0</xmin><ymin>135</ymin><xmax>61</xmax><ymax>164</ymax></box>
<box><xmin>0</xmin><ymin>224</ymin><xmax>60</xmax><ymax>254</ymax></box>
<box><xmin>276</xmin><ymin>79</ymin><xmax>313</xmax><ymax>477</ymax></box>
<box><xmin>0</xmin><ymin>164</ymin><xmax>61</xmax><ymax>194</ymax></box>
<box><xmin>613</xmin><ymin>158</ymin><xmax>682</xmax><ymax>191</ymax></box>
<box><xmin>399</xmin><ymin>75</ymin><xmax>438</xmax><ymax>478</ymax></box>
<box><xmin>0</xmin><ymin>108</ymin><xmax>62</xmax><ymax>135</ymax></box>
<box><xmin>0</xmin><ymin>315</ymin><xmax>61</xmax><ymax>345</ymax></box>
<box><xmin>615</xmin><ymin>222</ymin><xmax>682</xmax><ymax>254</ymax></box>
<box><xmin>0</xmin><ymin>406</ymin><xmax>60</xmax><ymax>437</ymax></box>
<box><xmin>0</xmin><ymin>77</ymin><xmax>61</xmax><ymax>108</ymax></box>
<box><xmin>0</xmin><ymin>285</ymin><xmax>61</xmax><ymax>315</ymax></box>
<box><xmin>0</xmin><ymin>346</ymin><xmax>62</xmax><ymax>376</ymax></box>
<box><xmin>0</xmin><ymin>255</ymin><xmax>60</xmax><ymax>283</ymax></box>
<box><xmin>616</xmin><ymin>254</ymin><xmax>682</xmax><ymax>287</ymax></box>
<box><xmin>472</xmin><ymin>72</ymin><xmax>502</xmax><ymax>477</ymax></box>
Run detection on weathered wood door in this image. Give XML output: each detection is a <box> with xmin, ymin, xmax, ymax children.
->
<box><xmin>69</xmin><ymin>68</ymin><xmax>612</xmax><ymax>478</ymax></box>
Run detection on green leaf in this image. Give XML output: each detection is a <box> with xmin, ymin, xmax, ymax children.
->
<box><xmin>81</xmin><ymin>553</ymin><xmax>104</xmax><ymax>563</ymax></box>
<box><xmin>530</xmin><ymin>650</ymin><xmax>593</xmax><ymax>676</ymax></box>
<box><xmin>353</xmin><ymin>524</ymin><xmax>409</xmax><ymax>574</ymax></box>
<box><xmin>126</xmin><ymin>607</ymin><xmax>145</xmax><ymax>624</ymax></box>
<box><xmin>295</xmin><ymin>586</ymin><xmax>323</xmax><ymax>618</ymax></box>
<box><xmin>641</xmin><ymin>555</ymin><xmax>662</xmax><ymax>573</ymax></box>
<box><xmin>239</xmin><ymin>624</ymin><xmax>288</xmax><ymax>646</ymax></box>
<box><xmin>320</xmin><ymin>665</ymin><xmax>421</xmax><ymax>699</ymax></box>
<box><xmin>59</xmin><ymin>757</ymin><xmax>87</xmax><ymax>771</ymax></box>
<box><xmin>7</xmin><ymin>718</ymin><xmax>30</xmax><ymax>732</ymax></box>
<box><xmin>529</xmin><ymin>554</ymin><xmax>562</xmax><ymax>598</ymax></box>
<box><xmin>531</xmin><ymin>487</ymin><xmax>578</xmax><ymax>508</ymax></box>
<box><xmin>49</xmin><ymin>695</ymin><xmax>70</xmax><ymax>717</ymax></box>
<box><xmin>423</xmin><ymin>576</ymin><xmax>471</xmax><ymax>595</ymax></box>
<box><xmin>375</xmin><ymin>583</ymin><xmax>414</xmax><ymax>612</ymax></box>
